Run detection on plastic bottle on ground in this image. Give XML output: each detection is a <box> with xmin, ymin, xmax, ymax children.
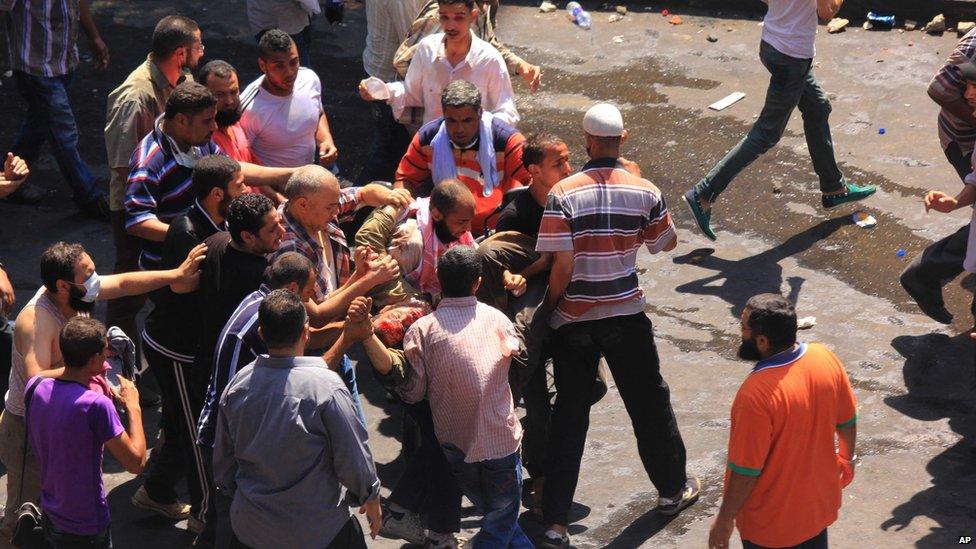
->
<box><xmin>566</xmin><ymin>1</ymin><xmax>592</xmax><ymax>29</ymax></box>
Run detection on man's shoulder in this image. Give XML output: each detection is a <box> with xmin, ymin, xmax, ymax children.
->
<box><xmin>203</xmin><ymin>231</ymin><xmax>232</xmax><ymax>252</ymax></box>
<box><xmin>108</xmin><ymin>61</ymin><xmax>154</xmax><ymax>102</ymax></box>
<box><xmin>470</xmin><ymin>33</ymin><xmax>505</xmax><ymax>62</ymax></box>
<box><xmin>489</xmin><ymin>117</ymin><xmax>521</xmax><ymax>149</ymax></box>
<box><xmin>416</xmin><ymin>118</ymin><xmax>443</xmax><ymax>146</ymax></box>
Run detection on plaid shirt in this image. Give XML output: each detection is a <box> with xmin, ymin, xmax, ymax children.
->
<box><xmin>2</xmin><ymin>0</ymin><xmax>80</xmax><ymax>77</ymax></box>
<box><xmin>275</xmin><ymin>187</ymin><xmax>360</xmax><ymax>301</ymax></box>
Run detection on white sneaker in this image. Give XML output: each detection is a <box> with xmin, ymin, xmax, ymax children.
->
<box><xmin>130</xmin><ymin>486</ymin><xmax>191</xmax><ymax>520</ymax></box>
<box><xmin>657</xmin><ymin>476</ymin><xmax>701</xmax><ymax>516</ymax></box>
<box><xmin>379</xmin><ymin>507</ymin><xmax>426</xmax><ymax>545</ymax></box>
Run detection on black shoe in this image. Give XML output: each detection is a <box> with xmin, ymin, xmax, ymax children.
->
<box><xmin>4</xmin><ymin>181</ymin><xmax>51</xmax><ymax>204</ymax></box>
<box><xmin>80</xmin><ymin>195</ymin><xmax>110</xmax><ymax>222</ymax></box>
<box><xmin>899</xmin><ymin>266</ymin><xmax>952</xmax><ymax>324</ymax></box>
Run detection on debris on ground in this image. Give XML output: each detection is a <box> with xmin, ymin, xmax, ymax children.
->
<box><xmin>615</xmin><ymin>5</ymin><xmax>627</xmax><ymax>14</ymax></box>
<box><xmin>707</xmin><ymin>34</ymin><xmax>718</xmax><ymax>42</ymax></box>
<box><xmin>867</xmin><ymin>12</ymin><xmax>896</xmax><ymax>28</ymax></box>
<box><xmin>609</xmin><ymin>12</ymin><xmax>624</xmax><ymax>22</ymax></box>
<box><xmin>904</xmin><ymin>19</ymin><xmax>917</xmax><ymax>31</ymax></box>
<box><xmin>853</xmin><ymin>211</ymin><xmax>877</xmax><ymax>228</ymax></box>
<box><xmin>661</xmin><ymin>8</ymin><xmax>669</xmax><ymax>16</ymax></box>
<box><xmin>897</xmin><ymin>249</ymin><xmax>906</xmax><ymax>257</ymax></box>
<box><xmin>827</xmin><ymin>18</ymin><xmax>849</xmax><ymax>33</ymax></box>
<box><xmin>879</xmin><ymin>128</ymin><xmax>886</xmax><ymax>135</ymax></box>
<box><xmin>923</xmin><ymin>14</ymin><xmax>946</xmax><ymax>34</ymax></box>
<box><xmin>863</xmin><ymin>21</ymin><xmax>873</xmax><ymax>30</ymax></box>
<box><xmin>959</xmin><ymin>21</ymin><xmax>975</xmax><ymax>35</ymax></box>
<box><xmin>612</xmin><ymin>35</ymin><xmax>624</xmax><ymax>43</ymax></box>
<box><xmin>797</xmin><ymin>316</ymin><xmax>817</xmax><ymax>329</ymax></box>
<box><xmin>669</xmin><ymin>15</ymin><xmax>683</xmax><ymax>25</ymax></box>
<box><xmin>772</xmin><ymin>183</ymin><xmax>783</xmax><ymax>194</ymax></box>
<box><xmin>708</xmin><ymin>91</ymin><xmax>746</xmax><ymax>111</ymax></box>
<box><xmin>539</xmin><ymin>1</ymin><xmax>556</xmax><ymax>13</ymax></box>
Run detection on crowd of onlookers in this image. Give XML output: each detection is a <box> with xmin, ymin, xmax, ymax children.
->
<box><xmin>35</xmin><ymin>0</ymin><xmax>976</xmax><ymax>548</ymax></box>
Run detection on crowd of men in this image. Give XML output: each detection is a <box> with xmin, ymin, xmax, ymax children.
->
<box><xmin>11</xmin><ymin>0</ymin><xmax>976</xmax><ymax>547</ymax></box>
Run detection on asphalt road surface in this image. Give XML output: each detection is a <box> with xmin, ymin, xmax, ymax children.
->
<box><xmin>1</xmin><ymin>1</ymin><xmax>974</xmax><ymax>547</ymax></box>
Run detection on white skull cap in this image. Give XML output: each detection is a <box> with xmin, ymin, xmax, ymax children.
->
<box><xmin>582</xmin><ymin>103</ymin><xmax>624</xmax><ymax>137</ymax></box>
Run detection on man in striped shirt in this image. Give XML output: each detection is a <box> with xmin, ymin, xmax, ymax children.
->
<box><xmin>400</xmin><ymin>246</ymin><xmax>532</xmax><ymax>548</ymax></box>
<box><xmin>901</xmin><ymin>29</ymin><xmax>976</xmax><ymax>324</ymax></box>
<box><xmin>2</xmin><ymin>0</ymin><xmax>110</xmax><ymax>217</ymax></box>
<box><xmin>125</xmin><ymin>82</ymin><xmax>294</xmax><ymax>271</ymax></box>
<box><xmin>535</xmin><ymin>103</ymin><xmax>699</xmax><ymax>549</ymax></box>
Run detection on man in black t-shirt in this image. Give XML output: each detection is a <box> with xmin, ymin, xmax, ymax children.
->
<box><xmin>478</xmin><ymin>134</ymin><xmax>570</xmax><ymax>309</ymax></box>
<box><xmin>191</xmin><ymin>192</ymin><xmax>283</xmax><ymax>546</ymax></box>
<box><xmin>135</xmin><ymin>156</ymin><xmax>246</xmax><ymax>530</ymax></box>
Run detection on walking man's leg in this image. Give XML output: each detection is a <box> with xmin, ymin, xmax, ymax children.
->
<box><xmin>541</xmin><ymin>323</ymin><xmax>601</xmax><ymax>544</ymax></box>
<box><xmin>134</xmin><ymin>348</ymin><xmax>192</xmax><ymax>520</ymax></box>
<box><xmin>797</xmin><ymin>70</ymin><xmax>875</xmax><ymax>209</ymax></box>
<box><xmin>900</xmin><ymin>142</ymin><xmax>973</xmax><ymax>323</ymax></box>
<box><xmin>685</xmin><ymin>41</ymin><xmax>810</xmax><ymax>240</ymax></box>
<box><xmin>473</xmin><ymin>452</ymin><xmax>534</xmax><ymax>549</ymax></box>
<box><xmin>596</xmin><ymin>314</ymin><xmax>698</xmax><ymax>513</ymax></box>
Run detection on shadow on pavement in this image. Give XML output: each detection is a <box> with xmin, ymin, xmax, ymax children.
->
<box><xmin>882</xmin><ymin>332</ymin><xmax>976</xmax><ymax>548</ymax></box>
<box><xmin>673</xmin><ymin>215</ymin><xmax>850</xmax><ymax>317</ymax></box>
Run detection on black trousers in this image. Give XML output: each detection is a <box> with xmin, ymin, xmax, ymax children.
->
<box><xmin>387</xmin><ymin>401</ymin><xmax>462</xmax><ymax>534</ymax></box>
<box><xmin>743</xmin><ymin>528</ymin><xmax>828</xmax><ymax>549</ymax></box>
<box><xmin>542</xmin><ymin>313</ymin><xmax>687</xmax><ymax>526</ymax></box>
<box><xmin>229</xmin><ymin>516</ymin><xmax>366</xmax><ymax>549</ymax></box>
<box><xmin>904</xmin><ymin>141</ymin><xmax>972</xmax><ymax>296</ymax></box>
<box><xmin>142</xmin><ymin>346</ymin><xmax>208</xmax><ymax>521</ymax></box>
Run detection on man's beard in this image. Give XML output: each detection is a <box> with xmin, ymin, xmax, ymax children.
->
<box><xmin>215</xmin><ymin>108</ymin><xmax>241</xmax><ymax>127</ymax></box>
<box><xmin>217</xmin><ymin>195</ymin><xmax>233</xmax><ymax>218</ymax></box>
<box><xmin>433</xmin><ymin>218</ymin><xmax>459</xmax><ymax>244</ymax></box>
<box><xmin>737</xmin><ymin>337</ymin><xmax>762</xmax><ymax>362</ymax></box>
<box><xmin>68</xmin><ymin>286</ymin><xmax>96</xmax><ymax>314</ymax></box>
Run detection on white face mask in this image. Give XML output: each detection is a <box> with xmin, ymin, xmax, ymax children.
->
<box><xmin>164</xmin><ymin>131</ymin><xmax>205</xmax><ymax>168</ymax></box>
<box><xmin>80</xmin><ymin>272</ymin><xmax>101</xmax><ymax>303</ymax></box>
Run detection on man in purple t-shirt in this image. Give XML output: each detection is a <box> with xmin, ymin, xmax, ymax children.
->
<box><xmin>26</xmin><ymin>318</ymin><xmax>147</xmax><ymax>547</ymax></box>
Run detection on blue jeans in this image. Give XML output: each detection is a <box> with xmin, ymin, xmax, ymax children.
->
<box><xmin>338</xmin><ymin>354</ymin><xmax>366</xmax><ymax>427</ymax></box>
<box><xmin>694</xmin><ymin>41</ymin><xmax>845</xmax><ymax>203</ymax></box>
<box><xmin>10</xmin><ymin>70</ymin><xmax>103</xmax><ymax>205</ymax></box>
<box><xmin>440</xmin><ymin>446</ymin><xmax>533</xmax><ymax>549</ymax></box>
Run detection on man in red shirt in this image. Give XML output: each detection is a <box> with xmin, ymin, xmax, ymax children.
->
<box><xmin>199</xmin><ymin>59</ymin><xmax>285</xmax><ymax>203</ymax></box>
<box><xmin>394</xmin><ymin>80</ymin><xmax>529</xmax><ymax>235</ymax></box>
<box><xmin>708</xmin><ymin>293</ymin><xmax>858</xmax><ymax>549</ymax></box>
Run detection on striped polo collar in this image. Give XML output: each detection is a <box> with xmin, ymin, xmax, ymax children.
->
<box><xmin>752</xmin><ymin>343</ymin><xmax>807</xmax><ymax>373</ymax></box>
<box><xmin>581</xmin><ymin>157</ymin><xmax>620</xmax><ymax>171</ymax></box>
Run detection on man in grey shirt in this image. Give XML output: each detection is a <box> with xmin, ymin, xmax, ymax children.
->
<box><xmin>214</xmin><ymin>289</ymin><xmax>381</xmax><ymax>548</ymax></box>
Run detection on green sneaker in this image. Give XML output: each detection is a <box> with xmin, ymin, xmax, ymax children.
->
<box><xmin>682</xmin><ymin>189</ymin><xmax>717</xmax><ymax>241</ymax></box>
<box><xmin>822</xmin><ymin>183</ymin><xmax>876</xmax><ymax>209</ymax></box>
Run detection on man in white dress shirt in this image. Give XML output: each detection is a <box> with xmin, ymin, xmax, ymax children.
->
<box><xmin>358</xmin><ymin>0</ymin><xmax>517</xmax><ymax>128</ymax></box>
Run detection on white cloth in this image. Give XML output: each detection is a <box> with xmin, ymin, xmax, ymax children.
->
<box><xmin>386</xmin><ymin>31</ymin><xmax>518</xmax><ymax>126</ymax></box>
<box><xmin>363</xmin><ymin>0</ymin><xmax>425</xmax><ymax>82</ymax></box>
<box><xmin>761</xmin><ymin>0</ymin><xmax>817</xmax><ymax>60</ymax></box>
<box><xmin>431</xmin><ymin>111</ymin><xmax>500</xmax><ymax>197</ymax></box>
<box><xmin>246</xmin><ymin>0</ymin><xmax>315</xmax><ymax>35</ymax></box>
<box><xmin>239</xmin><ymin>68</ymin><xmax>324</xmax><ymax>168</ymax></box>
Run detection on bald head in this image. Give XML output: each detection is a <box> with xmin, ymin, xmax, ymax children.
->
<box><xmin>284</xmin><ymin>165</ymin><xmax>342</xmax><ymax>232</ymax></box>
<box><xmin>284</xmin><ymin>165</ymin><xmax>339</xmax><ymax>200</ymax></box>
<box><xmin>431</xmin><ymin>178</ymin><xmax>476</xmax><ymax>215</ymax></box>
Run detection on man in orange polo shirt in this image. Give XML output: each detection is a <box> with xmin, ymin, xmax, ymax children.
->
<box><xmin>709</xmin><ymin>293</ymin><xmax>858</xmax><ymax>549</ymax></box>
<box><xmin>394</xmin><ymin>80</ymin><xmax>529</xmax><ymax>236</ymax></box>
